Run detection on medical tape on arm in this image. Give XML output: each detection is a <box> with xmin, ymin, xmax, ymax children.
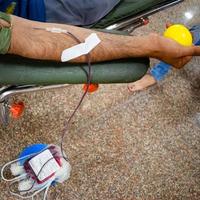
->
<box><xmin>61</xmin><ymin>33</ymin><xmax>101</xmax><ymax>62</ymax></box>
<box><xmin>0</xmin><ymin>11</ymin><xmax>12</xmax><ymax>54</ymax></box>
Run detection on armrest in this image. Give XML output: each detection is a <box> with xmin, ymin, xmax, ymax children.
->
<box><xmin>0</xmin><ymin>55</ymin><xmax>149</xmax><ymax>85</ymax></box>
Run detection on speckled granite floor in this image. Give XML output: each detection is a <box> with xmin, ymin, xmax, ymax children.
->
<box><xmin>0</xmin><ymin>0</ymin><xmax>200</xmax><ymax>199</ymax></box>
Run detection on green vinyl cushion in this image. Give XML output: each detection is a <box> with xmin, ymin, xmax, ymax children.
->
<box><xmin>93</xmin><ymin>0</ymin><xmax>175</xmax><ymax>29</ymax></box>
<box><xmin>0</xmin><ymin>55</ymin><xmax>149</xmax><ymax>85</ymax></box>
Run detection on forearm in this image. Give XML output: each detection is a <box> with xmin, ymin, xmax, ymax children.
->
<box><xmin>8</xmin><ymin>15</ymin><xmax>153</xmax><ymax>62</ymax></box>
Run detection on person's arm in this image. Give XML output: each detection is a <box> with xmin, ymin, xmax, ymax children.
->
<box><xmin>6</xmin><ymin>15</ymin><xmax>200</xmax><ymax>68</ymax></box>
<box><xmin>8</xmin><ymin>15</ymin><xmax>153</xmax><ymax>62</ymax></box>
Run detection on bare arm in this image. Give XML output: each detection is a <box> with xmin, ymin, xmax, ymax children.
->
<box><xmin>6</xmin><ymin>15</ymin><xmax>200</xmax><ymax>68</ymax></box>
<box><xmin>8</xmin><ymin>15</ymin><xmax>153</xmax><ymax>62</ymax></box>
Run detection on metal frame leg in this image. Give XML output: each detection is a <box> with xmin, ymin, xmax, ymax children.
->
<box><xmin>0</xmin><ymin>99</ymin><xmax>9</xmax><ymax>126</ymax></box>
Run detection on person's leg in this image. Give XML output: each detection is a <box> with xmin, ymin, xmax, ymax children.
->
<box><xmin>44</xmin><ymin>0</ymin><xmax>120</xmax><ymax>26</ymax></box>
<box><xmin>128</xmin><ymin>62</ymin><xmax>171</xmax><ymax>92</ymax></box>
<box><xmin>128</xmin><ymin>74</ymin><xmax>156</xmax><ymax>92</ymax></box>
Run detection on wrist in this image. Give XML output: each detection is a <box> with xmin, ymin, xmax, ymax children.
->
<box><xmin>144</xmin><ymin>33</ymin><xmax>160</xmax><ymax>58</ymax></box>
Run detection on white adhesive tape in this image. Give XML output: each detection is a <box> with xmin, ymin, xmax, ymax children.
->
<box><xmin>61</xmin><ymin>33</ymin><xmax>101</xmax><ymax>62</ymax></box>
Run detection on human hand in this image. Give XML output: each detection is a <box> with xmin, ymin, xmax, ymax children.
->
<box><xmin>148</xmin><ymin>32</ymin><xmax>200</xmax><ymax>68</ymax></box>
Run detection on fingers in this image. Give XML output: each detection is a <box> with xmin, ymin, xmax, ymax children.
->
<box><xmin>193</xmin><ymin>46</ymin><xmax>200</xmax><ymax>56</ymax></box>
<box><xmin>179</xmin><ymin>45</ymin><xmax>196</xmax><ymax>57</ymax></box>
<box><xmin>173</xmin><ymin>56</ymin><xmax>192</xmax><ymax>69</ymax></box>
<box><xmin>180</xmin><ymin>45</ymin><xmax>200</xmax><ymax>57</ymax></box>
<box><xmin>180</xmin><ymin>56</ymin><xmax>193</xmax><ymax>66</ymax></box>
<box><xmin>166</xmin><ymin>22</ymin><xmax>173</xmax><ymax>29</ymax></box>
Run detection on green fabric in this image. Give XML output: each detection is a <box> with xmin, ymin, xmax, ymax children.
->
<box><xmin>0</xmin><ymin>11</ymin><xmax>11</xmax><ymax>54</ymax></box>
<box><xmin>0</xmin><ymin>55</ymin><xmax>149</xmax><ymax>85</ymax></box>
<box><xmin>93</xmin><ymin>0</ymin><xmax>172</xmax><ymax>29</ymax></box>
<box><xmin>0</xmin><ymin>11</ymin><xmax>11</xmax><ymax>23</ymax></box>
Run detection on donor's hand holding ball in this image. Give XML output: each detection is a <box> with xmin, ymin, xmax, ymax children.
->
<box><xmin>149</xmin><ymin>23</ymin><xmax>198</xmax><ymax>68</ymax></box>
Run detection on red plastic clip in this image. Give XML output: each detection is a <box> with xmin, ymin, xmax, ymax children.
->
<box><xmin>10</xmin><ymin>102</ymin><xmax>25</xmax><ymax>119</ymax></box>
<box><xmin>83</xmin><ymin>84</ymin><xmax>99</xmax><ymax>93</ymax></box>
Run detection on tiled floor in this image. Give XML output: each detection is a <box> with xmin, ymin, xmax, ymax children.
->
<box><xmin>0</xmin><ymin>0</ymin><xmax>200</xmax><ymax>199</ymax></box>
